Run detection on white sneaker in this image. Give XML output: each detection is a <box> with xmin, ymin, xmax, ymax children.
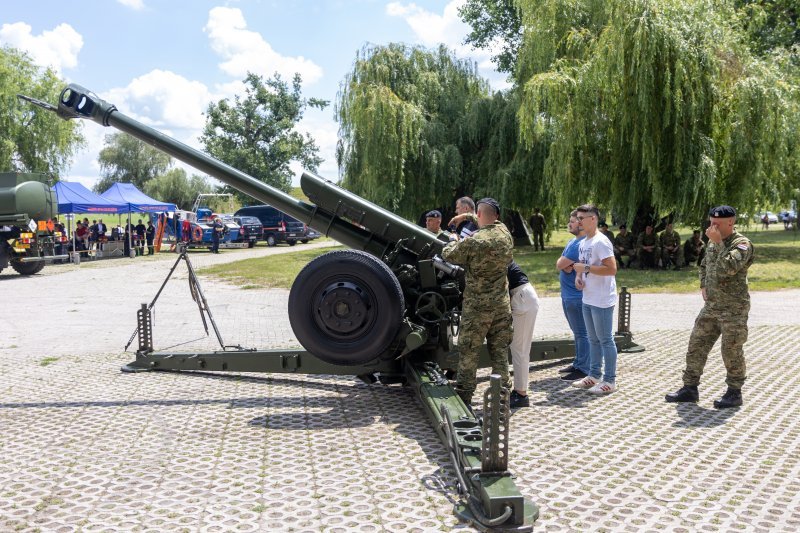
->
<box><xmin>571</xmin><ymin>376</ymin><xmax>598</xmax><ymax>389</ymax></box>
<box><xmin>588</xmin><ymin>381</ymin><xmax>617</xmax><ymax>394</ymax></box>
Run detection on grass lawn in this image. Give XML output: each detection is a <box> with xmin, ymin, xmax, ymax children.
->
<box><xmin>199</xmin><ymin>225</ymin><xmax>800</xmax><ymax>295</ymax></box>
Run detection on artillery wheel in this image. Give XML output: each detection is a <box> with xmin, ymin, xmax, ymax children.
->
<box><xmin>288</xmin><ymin>249</ymin><xmax>404</xmax><ymax>365</ymax></box>
<box><xmin>11</xmin><ymin>260</ymin><xmax>45</xmax><ymax>276</ymax></box>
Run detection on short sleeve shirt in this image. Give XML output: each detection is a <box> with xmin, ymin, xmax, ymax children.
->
<box><xmin>578</xmin><ymin>233</ymin><xmax>617</xmax><ymax>308</ymax></box>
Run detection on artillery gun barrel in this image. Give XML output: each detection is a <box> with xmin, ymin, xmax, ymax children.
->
<box><xmin>25</xmin><ymin>85</ymin><xmax>443</xmax><ymax>259</ymax></box>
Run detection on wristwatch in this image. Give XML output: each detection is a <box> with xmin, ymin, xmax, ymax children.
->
<box><xmin>583</xmin><ymin>263</ymin><xmax>590</xmax><ymax>273</ymax></box>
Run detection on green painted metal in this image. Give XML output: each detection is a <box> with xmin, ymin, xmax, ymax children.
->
<box><xmin>0</xmin><ymin>172</ymin><xmax>57</xmax><ymax>224</ymax></box>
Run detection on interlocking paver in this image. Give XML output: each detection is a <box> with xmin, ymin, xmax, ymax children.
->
<box><xmin>1</xmin><ymin>247</ymin><xmax>799</xmax><ymax>531</ymax></box>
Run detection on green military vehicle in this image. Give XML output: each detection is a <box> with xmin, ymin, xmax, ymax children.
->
<box><xmin>0</xmin><ymin>172</ymin><xmax>68</xmax><ymax>276</ymax></box>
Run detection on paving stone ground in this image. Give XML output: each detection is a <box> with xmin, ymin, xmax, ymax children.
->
<box><xmin>1</xmin><ymin>246</ymin><xmax>799</xmax><ymax>532</ymax></box>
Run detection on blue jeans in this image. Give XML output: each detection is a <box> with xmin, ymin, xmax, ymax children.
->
<box><xmin>582</xmin><ymin>303</ymin><xmax>617</xmax><ymax>383</ymax></box>
<box><xmin>562</xmin><ymin>299</ymin><xmax>590</xmax><ymax>375</ymax></box>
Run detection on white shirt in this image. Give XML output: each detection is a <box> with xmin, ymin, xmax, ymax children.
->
<box><xmin>578</xmin><ymin>233</ymin><xmax>617</xmax><ymax>308</ymax></box>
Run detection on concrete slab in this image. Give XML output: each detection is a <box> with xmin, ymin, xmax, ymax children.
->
<box><xmin>1</xmin><ymin>246</ymin><xmax>798</xmax><ymax>531</ymax></box>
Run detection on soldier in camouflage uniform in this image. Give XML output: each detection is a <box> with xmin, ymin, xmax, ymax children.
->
<box><xmin>442</xmin><ymin>198</ymin><xmax>514</xmax><ymax>405</ymax></box>
<box><xmin>613</xmin><ymin>224</ymin><xmax>635</xmax><ymax>268</ymax></box>
<box><xmin>659</xmin><ymin>222</ymin><xmax>684</xmax><ymax>270</ymax></box>
<box><xmin>529</xmin><ymin>208</ymin><xmax>546</xmax><ymax>251</ymax></box>
<box><xmin>666</xmin><ymin>205</ymin><xmax>753</xmax><ymax>409</ymax></box>
<box><xmin>636</xmin><ymin>225</ymin><xmax>659</xmax><ymax>269</ymax></box>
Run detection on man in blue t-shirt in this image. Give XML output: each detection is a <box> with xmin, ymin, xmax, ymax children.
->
<box><xmin>555</xmin><ymin>210</ymin><xmax>590</xmax><ymax>381</ymax></box>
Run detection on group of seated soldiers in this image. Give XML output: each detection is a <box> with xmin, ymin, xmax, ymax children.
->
<box><xmin>599</xmin><ymin>222</ymin><xmax>706</xmax><ymax>270</ymax></box>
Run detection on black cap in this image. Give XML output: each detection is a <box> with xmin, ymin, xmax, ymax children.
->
<box><xmin>619</xmin><ymin>224</ymin><xmax>626</xmax><ymax>229</ymax></box>
<box><xmin>599</xmin><ymin>222</ymin><xmax>608</xmax><ymax>228</ymax></box>
<box><xmin>709</xmin><ymin>205</ymin><xmax>736</xmax><ymax>218</ymax></box>
<box><xmin>476</xmin><ymin>198</ymin><xmax>500</xmax><ymax>216</ymax></box>
<box><xmin>425</xmin><ymin>210</ymin><xmax>441</xmax><ymax>218</ymax></box>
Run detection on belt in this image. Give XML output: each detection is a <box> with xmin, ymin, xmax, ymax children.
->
<box><xmin>510</xmin><ymin>283</ymin><xmax>529</xmax><ymax>297</ymax></box>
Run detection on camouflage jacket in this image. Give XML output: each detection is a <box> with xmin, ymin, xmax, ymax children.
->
<box><xmin>614</xmin><ymin>232</ymin><xmax>635</xmax><ymax>251</ymax></box>
<box><xmin>442</xmin><ymin>222</ymin><xmax>512</xmax><ymax>310</ymax></box>
<box><xmin>659</xmin><ymin>229</ymin><xmax>681</xmax><ymax>250</ymax></box>
<box><xmin>529</xmin><ymin>213</ymin><xmax>546</xmax><ymax>231</ymax></box>
<box><xmin>636</xmin><ymin>232</ymin><xmax>658</xmax><ymax>251</ymax></box>
<box><xmin>700</xmin><ymin>231</ymin><xmax>754</xmax><ymax>310</ymax></box>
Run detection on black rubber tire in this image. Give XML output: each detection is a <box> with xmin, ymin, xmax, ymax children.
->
<box><xmin>288</xmin><ymin>249</ymin><xmax>404</xmax><ymax>365</ymax></box>
<box><xmin>266</xmin><ymin>234</ymin><xmax>277</xmax><ymax>247</ymax></box>
<box><xmin>301</xmin><ymin>239</ymin><xmax>309</xmax><ymax>244</ymax></box>
<box><xmin>11</xmin><ymin>260</ymin><xmax>45</xmax><ymax>276</ymax></box>
<box><xmin>248</xmin><ymin>241</ymin><xmax>255</xmax><ymax>248</ymax></box>
<box><xmin>287</xmin><ymin>240</ymin><xmax>297</xmax><ymax>246</ymax></box>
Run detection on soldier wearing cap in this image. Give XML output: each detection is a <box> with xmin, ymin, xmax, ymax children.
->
<box><xmin>666</xmin><ymin>205</ymin><xmax>753</xmax><ymax>408</ymax></box>
<box><xmin>442</xmin><ymin>198</ymin><xmax>514</xmax><ymax>406</ymax></box>
<box><xmin>425</xmin><ymin>210</ymin><xmax>444</xmax><ymax>236</ymax></box>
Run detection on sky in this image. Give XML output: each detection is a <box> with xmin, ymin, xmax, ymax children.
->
<box><xmin>2</xmin><ymin>0</ymin><xmax>507</xmax><ymax>191</ymax></box>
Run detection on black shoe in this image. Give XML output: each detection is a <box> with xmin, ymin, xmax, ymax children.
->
<box><xmin>713</xmin><ymin>388</ymin><xmax>742</xmax><ymax>409</ymax></box>
<box><xmin>560</xmin><ymin>369</ymin><xmax>587</xmax><ymax>381</ymax></box>
<box><xmin>665</xmin><ymin>385</ymin><xmax>699</xmax><ymax>403</ymax></box>
<box><xmin>558</xmin><ymin>365</ymin><xmax>576</xmax><ymax>374</ymax></box>
<box><xmin>509</xmin><ymin>390</ymin><xmax>529</xmax><ymax>409</ymax></box>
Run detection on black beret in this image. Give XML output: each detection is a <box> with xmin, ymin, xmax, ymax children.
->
<box><xmin>476</xmin><ymin>197</ymin><xmax>500</xmax><ymax>215</ymax></box>
<box><xmin>709</xmin><ymin>205</ymin><xmax>736</xmax><ymax>218</ymax></box>
<box><xmin>425</xmin><ymin>210</ymin><xmax>441</xmax><ymax>218</ymax></box>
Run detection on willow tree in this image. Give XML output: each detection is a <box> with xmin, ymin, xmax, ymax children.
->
<box><xmin>515</xmin><ymin>0</ymin><xmax>800</xmax><ymax>224</ymax></box>
<box><xmin>336</xmin><ymin>44</ymin><xmax>491</xmax><ymax>219</ymax></box>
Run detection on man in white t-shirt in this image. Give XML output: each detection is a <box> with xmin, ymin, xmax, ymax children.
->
<box><xmin>570</xmin><ymin>204</ymin><xmax>619</xmax><ymax>394</ymax></box>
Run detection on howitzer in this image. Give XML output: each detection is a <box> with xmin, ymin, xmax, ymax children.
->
<box><xmin>21</xmin><ymin>85</ymin><xmax>643</xmax><ymax>531</ymax></box>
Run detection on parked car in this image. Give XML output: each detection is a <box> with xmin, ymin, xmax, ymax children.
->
<box><xmin>232</xmin><ymin>215</ymin><xmax>263</xmax><ymax>247</ymax></box>
<box><xmin>301</xmin><ymin>226</ymin><xmax>322</xmax><ymax>244</ymax></box>
<box><xmin>233</xmin><ymin>205</ymin><xmax>306</xmax><ymax>246</ymax></box>
<box><xmin>778</xmin><ymin>210</ymin><xmax>796</xmax><ymax>223</ymax></box>
<box><xmin>754</xmin><ymin>212</ymin><xmax>779</xmax><ymax>224</ymax></box>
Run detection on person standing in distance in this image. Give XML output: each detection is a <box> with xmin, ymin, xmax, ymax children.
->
<box><xmin>666</xmin><ymin>206</ymin><xmax>753</xmax><ymax>408</ymax></box>
<box><xmin>571</xmin><ymin>204</ymin><xmax>619</xmax><ymax>395</ymax></box>
<box><xmin>529</xmin><ymin>208</ymin><xmax>546</xmax><ymax>251</ymax></box>
<box><xmin>211</xmin><ymin>216</ymin><xmax>224</xmax><ymax>254</ymax></box>
<box><xmin>555</xmin><ymin>210</ymin><xmax>590</xmax><ymax>381</ymax></box>
<box><xmin>442</xmin><ymin>198</ymin><xmax>514</xmax><ymax>407</ymax></box>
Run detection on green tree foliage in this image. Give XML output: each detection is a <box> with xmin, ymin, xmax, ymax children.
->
<box><xmin>516</xmin><ymin>0</ymin><xmax>800</xmax><ymax>223</ymax></box>
<box><xmin>200</xmin><ymin>72</ymin><xmax>327</xmax><ymax>200</ymax></box>
<box><xmin>336</xmin><ymin>44</ymin><xmax>491</xmax><ymax>219</ymax></box>
<box><xmin>735</xmin><ymin>0</ymin><xmax>799</xmax><ymax>55</ymax></box>
<box><xmin>458</xmin><ymin>0</ymin><xmax>522</xmax><ymax>75</ymax></box>
<box><xmin>94</xmin><ymin>132</ymin><xmax>172</xmax><ymax>193</ymax></box>
<box><xmin>0</xmin><ymin>46</ymin><xmax>84</xmax><ymax>175</ymax></box>
<box><xmin>142</xmin><ymin>167</ymin><xmax>213</xmax><ymax>210</ymax></box>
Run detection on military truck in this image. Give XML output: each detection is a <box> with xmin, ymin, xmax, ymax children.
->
<box><xmin>0</xmin><ymin>172</ymin><xmax>68</xmax><ymax>275</ymax></box>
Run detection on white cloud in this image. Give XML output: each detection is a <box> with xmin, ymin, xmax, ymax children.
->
<box><xmin>204</xmin><ymin>7</ymin><xmax>323</xmax><ymax>86</ymax></box>
<box><xmin>0</xmin><ymin>21</ymin><xmax>82</xmax><ymax>74</ymax></box>
<box><xmin>386</xmin><ymin>0</ymin><xmax>469</xmax><ymax>50</ymax></box>
<box><xmin>117</xmin><ymin>0</ymin><xmax>145</xmax><ymax>10</ymax></box>
<box><xmin>103</xmin><ymin>69</ymin><xmax>217</xmax><ymax>131</ymax></box>
<box><xmin>386</xmin><ymin>0</ymin><xmax>510</xmax><ymax>90</ymax></box>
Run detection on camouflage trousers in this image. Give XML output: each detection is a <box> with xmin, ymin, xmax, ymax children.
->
<box><xmin>682</xmin><ymin>304</ymin><xmax>749</xmax><ymax>389</ymax></box>
<box><xmin>455</xmin><ymin>307</ymin><xmax>512</xmax><ymax>403</ymax></box>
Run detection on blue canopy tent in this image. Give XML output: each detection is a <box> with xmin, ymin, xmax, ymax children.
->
<box><xmin>52</xmin><ymin>181</ymin><xmax>127</xmax><ymax>258</ymax></box>
<box><xmin>52</xmin><ymin>181</ymin><xmax>127</xmax><ymax>214</ymax></box>
<box><xmin>100</xmin><ymin>183</ymin><xmax>177</xmax><ymax>212</ymax></box>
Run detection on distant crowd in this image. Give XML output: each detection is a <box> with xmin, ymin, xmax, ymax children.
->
<box><xmin>55</xmin><ymin>217</ymin><xmax>156</xmax><ymax>257</ymax></box>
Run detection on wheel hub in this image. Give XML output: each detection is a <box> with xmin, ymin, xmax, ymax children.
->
<box><xmin>315</xmin><ymin>282</ymin><xmax>371</xmax><ymax>335</ymax></box>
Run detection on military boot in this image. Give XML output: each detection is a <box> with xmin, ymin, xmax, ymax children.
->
<box><xmin>713</xmin><ymin>388</ymin><xmax>743</xmax><ymax>409</ymax></box>
<box><xmin>665</xmin><ymin>385</ymin><xmax>699</xmax><ymax>403</ymax></box>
